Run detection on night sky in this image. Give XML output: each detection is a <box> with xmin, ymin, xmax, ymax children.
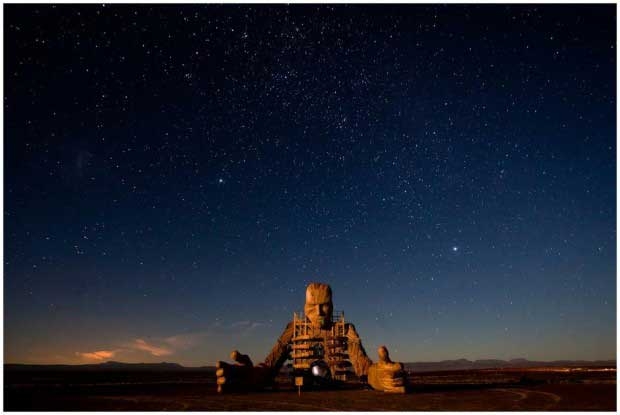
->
<box><xmin>4</xmin><ymin>4</ymin><xmax>616</xmax><ymax>366</ymax></box>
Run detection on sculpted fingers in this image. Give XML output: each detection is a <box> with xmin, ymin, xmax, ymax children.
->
<box><xmin>216</xmin><ymin>361</ymin><xmax>229</xmax><ymax>393</ymax></box>
<box><xmin>216</xmin><ymin>361</ymin><xmax>228</xmax><ymax>380</ymax></box>
<box><xmin>368</xmin><ymin>360</ymin><xmax>407</xmax><ymax>393</ymax></box>
<box><xmin>386</xmin><ymin>374</ymin><xmax>405</xmax><ymax>387</ymax></box>
<box><xmin>230</xmin><ymin>350</ymin><xmax>253</xmax><ymax>367</ymax></box>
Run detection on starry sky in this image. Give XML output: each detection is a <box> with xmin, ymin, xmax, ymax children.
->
<box><xmin>4</xmin><ymin>4</ymin><xmax>616</xmax><ymax>366</ymax></box>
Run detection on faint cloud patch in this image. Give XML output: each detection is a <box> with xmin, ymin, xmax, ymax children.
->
<box><xmin>228</xmin><ymin>320</ymin><xmax>267</xmax><ymax>331</ymax></box>
<box><xmin>133</xmin><ymin>339</ymin><xmax>173</xmax><ymax>357</ymax></box>
<box><xmin>74</xmin><ymin>320</ymin><xmax>270</xmax><ymax>363</ymax></box>
<box><xmin>163</xmin><ymin>332</ymin><xmax>207</xmax><ymax>350</ymax></box>
<box><xmin>75</xmin><ymin>350</ymin><xmax>118</xmax><ymax>361</ymax></box>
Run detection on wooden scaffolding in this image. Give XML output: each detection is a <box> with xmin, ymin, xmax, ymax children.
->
<box><xmin>290</xmin><ymin>310</ymin><xmax>352</xmax><ymax>381</ymax></box>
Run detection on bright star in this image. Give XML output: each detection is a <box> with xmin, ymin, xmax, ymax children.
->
<box><xmin>452</xmin><ymin>246</ymin><xmax>459</xmax><ymax>252</ymax></box>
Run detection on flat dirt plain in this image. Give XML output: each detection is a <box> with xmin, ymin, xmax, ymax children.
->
<box><xmin>4</xmin><ymin>367</ymin><xmax>616</xmax><ymax>411</ymax></box>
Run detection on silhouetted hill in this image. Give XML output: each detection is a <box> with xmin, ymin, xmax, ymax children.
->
<box><xmin>404</xmin><ymin>359</ymin><xmax>616</xmax><ymax>372</ymax></box>
<box><xmin>5</xmin><ymin>359</ymin><xmax>614</xmax><ymax>373</ymax></box>
<box><xmin>4</xmin><ymin>361</ymin><xmax>198</xmax><ymax>371</ymax></box>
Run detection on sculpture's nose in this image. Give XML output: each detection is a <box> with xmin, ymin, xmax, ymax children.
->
<box><xmin>317</xmin><ymin>305</ymin><xmax>324</xmax><ymax>315</ymax></box>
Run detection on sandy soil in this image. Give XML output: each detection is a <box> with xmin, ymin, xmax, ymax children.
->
<box><xmin>4</xmin><ymin>367</ymin><xmax>616</xmax><ymax>411</ymax></box>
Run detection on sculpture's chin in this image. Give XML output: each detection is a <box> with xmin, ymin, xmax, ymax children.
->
<box><xmin>310</xmin><ymin>318</ymin><xmax>331</xmax><ymax>329</ymax></box>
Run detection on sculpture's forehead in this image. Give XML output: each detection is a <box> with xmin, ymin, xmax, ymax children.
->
<box><xmin>305</xmin><ymin>283</ymin><xmax>332</xmax><ymax>303</ymax></box>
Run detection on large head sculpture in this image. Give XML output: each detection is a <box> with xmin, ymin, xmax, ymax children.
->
<box><xmin>304</xmin><ymin>282</ymin><xmax>334</xmax><ymax>329</ymax></box>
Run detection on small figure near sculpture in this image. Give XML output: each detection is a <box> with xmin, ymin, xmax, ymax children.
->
<box><xmin>216</xmin><ymin>282</ymin><xmax>407</xmax><ymax>393</ymax></box>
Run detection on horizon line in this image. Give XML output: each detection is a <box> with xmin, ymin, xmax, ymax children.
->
<box><xmin>5</xmin><ymin>357</ymin><xmax>617</xmax><ymax>367</ymax></box>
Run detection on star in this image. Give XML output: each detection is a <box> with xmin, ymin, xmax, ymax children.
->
<box><xmin>3</xmin><ymin>4</ymin><xmax>615</xmax><ymax>371</ymax></box>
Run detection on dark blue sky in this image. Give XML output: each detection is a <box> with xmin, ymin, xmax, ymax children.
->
<box><xmin>4</xmin><ymin>4</ymin><xmax>616</xmax><ymax>365</ymax></box>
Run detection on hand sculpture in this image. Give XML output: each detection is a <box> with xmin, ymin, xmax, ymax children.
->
<box><xmin>216</xmin><ymin>350</ymin><xmax>272</xmax><ymax>393</ymax></box>
<box><xmin>367</xmin><ymin>345</ymin><xmax>407</xmax><ymax>393</ymax></box>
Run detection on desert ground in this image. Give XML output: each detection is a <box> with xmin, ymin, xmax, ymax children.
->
<box><xmin>4</xmin><ymin>366</ymin><xmax>616</xmax><ymax>411</ymax></box>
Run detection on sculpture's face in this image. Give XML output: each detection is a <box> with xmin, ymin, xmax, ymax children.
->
<box><xmin>304</xmin><ymin>283</ymin><xmax>333</xmax><ymax>329</ymax></box>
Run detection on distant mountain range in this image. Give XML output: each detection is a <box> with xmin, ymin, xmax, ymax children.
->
<box><xmin>403</xmin><ymin>358</ymin><xmax>616</xmax><ymax>372</ymax></box>
<box><xmin>4</xmin><ymin>361</ymin><xmax>210</xmax><ymax>371</ymax></box>
<box><xmin>5</xmin><ymin>359</ymin><xmax>615</xmax><ymax>372</ymax></box>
